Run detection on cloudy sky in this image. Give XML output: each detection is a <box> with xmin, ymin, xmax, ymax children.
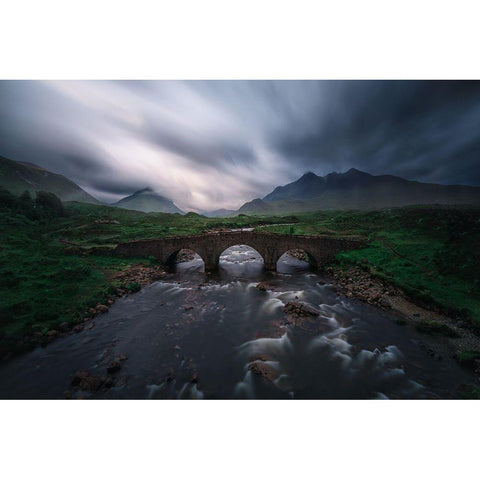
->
<box><xmin>1</xmin><ymin>80</ymin><xmax>479</xmax><ymax>211</ymax></box>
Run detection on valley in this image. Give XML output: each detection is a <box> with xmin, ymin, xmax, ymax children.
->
<box><xmin>1</xmin><ymin>187</ymin><xmax>479</xmax><ymax>399</ymax></box>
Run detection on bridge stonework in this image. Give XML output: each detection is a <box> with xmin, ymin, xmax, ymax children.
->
<box><xmin>112</xmin><ymin>232</ymin><xmax>365</xmax><ymax>271</ymax></box>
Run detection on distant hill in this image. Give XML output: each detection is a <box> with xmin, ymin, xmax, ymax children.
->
<box><xmin>260</xmin><ymin>168</ymin><xmax>480</xmax><ymax>212</ymax></box>
<box><xmin>0</xmin><ymin>155</ymin><xmax>99</xmax><ymax>203</ymax></box>
<box><xmin>113</xmin><ymin>187</ymin><xmax>183</xmax><ymax>213</ymax></box>
<box><xmin>203</xmin><ymin>208</ymin><xmax>236</xmax><ymax>218</ymax></box>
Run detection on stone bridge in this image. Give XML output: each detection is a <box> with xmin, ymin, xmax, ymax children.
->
<box><xmin>112</xmin><ymin>231</ymin><xmax>365</xmax><ymax>271</ymax></box>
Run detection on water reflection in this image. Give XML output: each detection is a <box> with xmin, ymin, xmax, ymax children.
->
<box><xmin>276</xmin><ymin>249</ymin><xmax>312</xmax><ymax>274</ymax></box>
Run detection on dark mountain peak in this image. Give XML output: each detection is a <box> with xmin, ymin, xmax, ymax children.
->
<box><xmin>327</xmin><ymin>168</ymin><xmax>369</xmax><ymax>178</ymax></box>
<box><xmin>300</xmin><ymin>171</ymin><xmax>318</xmax><ymax>179</ymax></box>
<box><xmin>113</xmin><ymin>187</ymin><xmax>183</xmax><ymax>214</ymax></box>
<box><xmin>134</xmin><ymin>187</ymin><xmax>154</xmax><ymax>195</ymax></box>
<box><xmin>259</xmin><ymin>167</ymin><xmax>480</xmax><ymax>212</ymax></box>
<box><xmin>263</xmin><ymin>171</ymin><xmax>325</xmax><ymax>202</ymax></box>
<box><xmin>324</xmin><ymin>168</ymin><xmax>374</xmax><ymax>187</ymax></box>
<box><xmin>344</xmin><ymin>167</ymin><xmax>371</xmax><ymax>177</ymax></box>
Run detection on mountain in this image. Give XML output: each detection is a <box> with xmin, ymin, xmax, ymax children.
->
<box><xmin>0</xmin><ymin>155</ymin><xmax>99</xmax><ymax>203</ymax></box>
<box><xmin>260</xmin><ymin>168</ymin><xmax>480</xmax><ymax>212</ymax></box>
<box><xmin>237</xmin><ymin>198</ymin><xmax>274</xmax><ymax>214</ymax></box>
<box><xmin>113</xmin><ymin>187</ymin><xmax>183</xmax><ymax>214</ymax></box>
<box><xmin>264</xmin><ymin>171</ymin><xmax>326</xmax><ymax>202</ymax></box>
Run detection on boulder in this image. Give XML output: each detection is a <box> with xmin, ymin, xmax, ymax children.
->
<box><xmin>59</xmin><ymin>321</ymin><xmax>70</xmax><ymax>332</ymax></box>
<box><xmin>248</xmin><ymin>361</ymin><xmax>279</xmax><ymax>383</ymax></box>
<box><xmin>96</xmin><ymin>304</ymin><xmax>109</xmax><ymax>313</ymax></box>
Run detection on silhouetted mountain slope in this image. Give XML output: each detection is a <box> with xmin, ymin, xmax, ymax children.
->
<box><xmin>261</xmin><ymin>168</ymin><xmax>480</xmax><ymax>211</ymax></box>
<box><xmin>0</xmin><ymin>155</ymin><xmax>99</xmax><ymax>203</ymax></box>
<box><xmin>237</xmin><ymin>198</ymin><xmax>274</xmax><ymax>214</ymax></box>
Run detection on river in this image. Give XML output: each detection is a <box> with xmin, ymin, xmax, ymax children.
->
<box><xmin>0</xmin><ymin>245</ymin><xmax>474</xmax><ymax>399</ymax></box>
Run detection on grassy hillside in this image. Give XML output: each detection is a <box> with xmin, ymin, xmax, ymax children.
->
<box><xmin>0</xmin><ymin>155</ymin><xmax>99</xmax><ymax>203</ymax></box>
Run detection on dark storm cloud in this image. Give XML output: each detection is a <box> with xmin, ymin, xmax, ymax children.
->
<box><xmin>0</xmin><ymin>80</ymin><xmax>479</xmax><ymax>210</ymax></box>
<box><xmin>273</xmin><ymin>81</ymin><xmax>480</xmax><ymax>185</ymax></box>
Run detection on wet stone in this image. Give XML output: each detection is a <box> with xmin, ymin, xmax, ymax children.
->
<box><xmin>283</xmin><ymin>301</ymin><xmax>320</xmax><ymax>316</ymax></box>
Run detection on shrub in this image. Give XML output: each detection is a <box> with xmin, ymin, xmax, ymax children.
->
<box><xmin>35</xmin><ymin>191</ymin><xmax>65</xmax><ymax>218</ymax></box>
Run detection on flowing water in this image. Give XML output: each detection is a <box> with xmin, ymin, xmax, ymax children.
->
<box><xmin>0</xmin><ymin>245</ymin><xmax>474</xmax><ymax>399</ymax></box>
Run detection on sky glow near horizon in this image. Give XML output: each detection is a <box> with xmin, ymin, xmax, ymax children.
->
<box><xmin>1</xmin><ymin>80</ymin><xmax>479</xmax><ymax>211</ymax></box>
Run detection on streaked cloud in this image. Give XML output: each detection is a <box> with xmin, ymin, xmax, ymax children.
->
<box><xmin>1</xmin><ymin>80</ymin><xmax>479</xmax><ymax>211</ymax></box>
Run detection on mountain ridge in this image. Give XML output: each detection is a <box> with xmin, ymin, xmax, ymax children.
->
<box><xmin>235</xmin><ymin>168</ymin><xmax>480</xmax><ymax>214</ymax></box>
<box><xmin>0</xmin><ymin>155</ymin><xmax>99</xmax><ymax>204</ymax></box>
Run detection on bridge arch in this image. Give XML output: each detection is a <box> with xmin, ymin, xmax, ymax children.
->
<box><xmin>165</xmin><ymin>248</ymin><xmax>206</xmax><ymax>272</ymax></box>
<box><xmin>276</xmin><ymin>248</ymin><xmax>318</xmax><ymax>272</ymax></box>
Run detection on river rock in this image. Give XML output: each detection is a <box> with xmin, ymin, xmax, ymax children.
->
<box><xmin>107</xmin><ymin>360</ymin><xmax>121</xmax><ymax>374</ymax></box>
<box><xmin>248</xmin><ymin>361</ymin><xmax>279</xmax><ymax>382</ymax></box>
<box><xmin>59</xmin><ymin>321</ymin><xmax>70</xmax><ymax>332</ymax></box>
<box><xmin>96</xmin><ymin>304</ymin><xmax>109</xmax><ymax>313</ymax></box>
<box><xmin>72</xmin><ymin>370</ymin><xmax>104</xmax><ymax>392</ymax></box>
<box><xmin>283</xmin><ymin>301</ymin><xmax>320</xmax><ymax>316</ymax></box>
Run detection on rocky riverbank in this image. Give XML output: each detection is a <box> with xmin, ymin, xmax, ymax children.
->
<box><xmin>326</xmin><ymin>264</ymin><xmax>480</xmax><ymax>366</ymax></box>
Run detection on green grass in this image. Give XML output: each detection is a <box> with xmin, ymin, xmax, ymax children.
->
<box><xmin>455</xmin><ymin>350</ymin><xmax>480</xmax><ymax>367</ymax></box>
<box><xmin>1</xmin><ymin>200</ymin><xmax>479</xmax><ymax>358</ymax></box>
<box><xmin>459</xmin><ymin>386</ymin><xmax>480</xmax><ymax>399</ymax></box>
